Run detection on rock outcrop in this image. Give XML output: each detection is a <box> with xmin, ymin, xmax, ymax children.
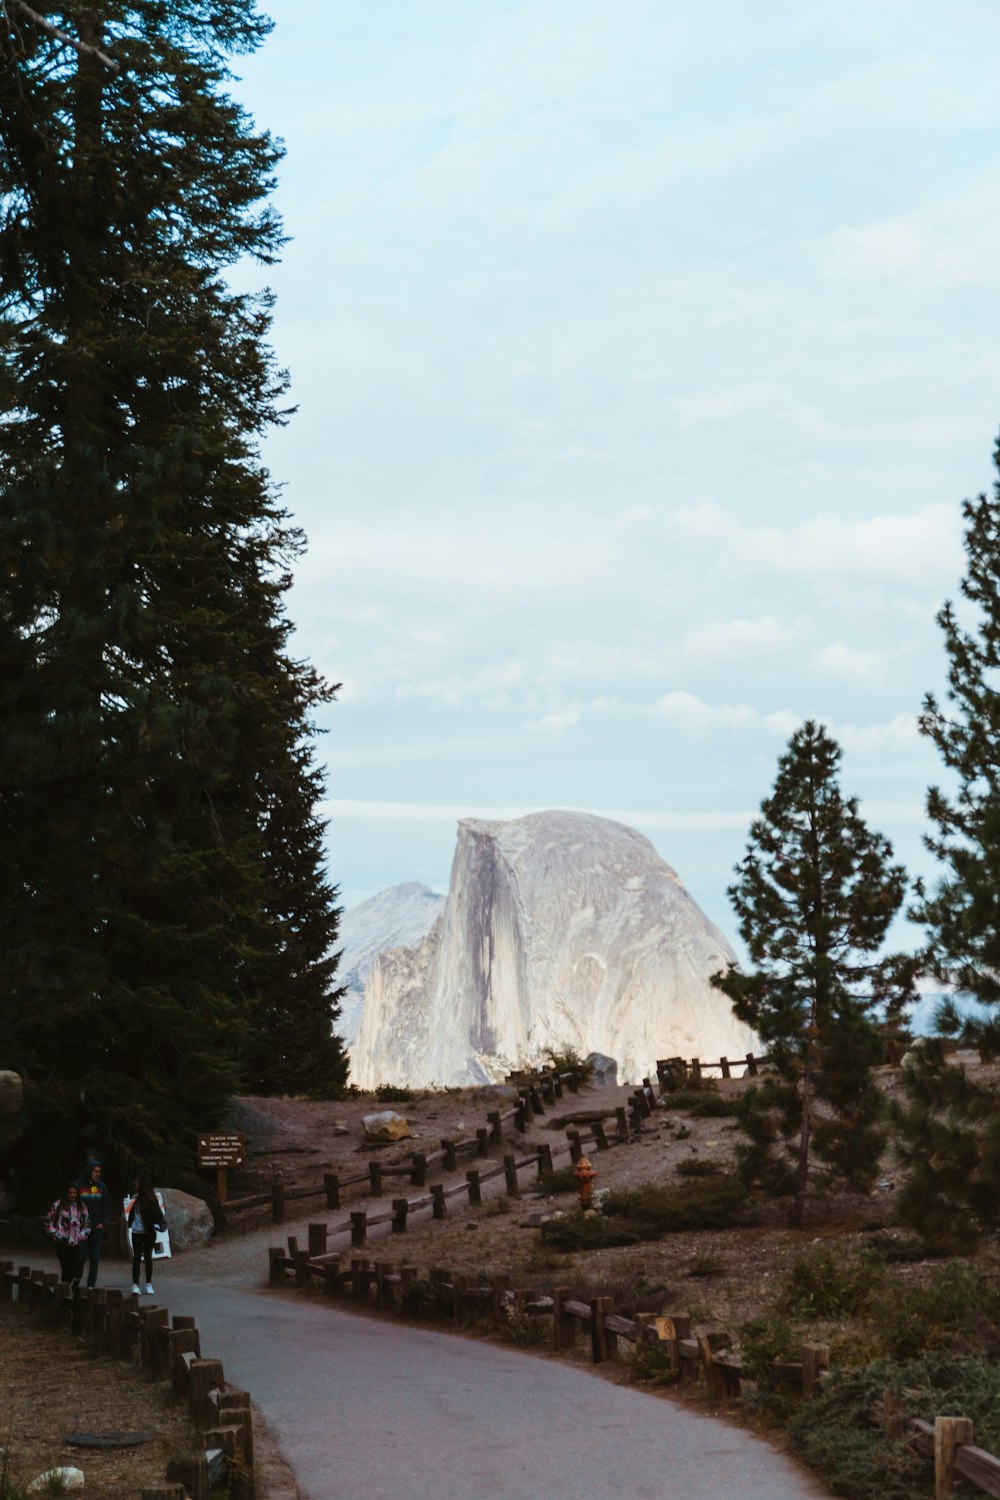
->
<box><xmin>336</xmin><ymin>882</ymin><xmax>445</xmax><ymax>1044</ymax></box>
<box><xmin>349</xmin><ymin>810</ymin><xmax>754</xmax><ymax>1088</ymax></box>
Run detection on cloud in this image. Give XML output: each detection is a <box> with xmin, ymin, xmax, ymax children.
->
<box><xmin>816</xmin><ymin>641</ymin><xmax>893</xmax><ymax>680</ymax></box>
<box><xmin>526</xmin><ymin>710</ymin><xmax>580</xmax><ymax>733</ymax></box>
<box><xmin>835</xmin><ymin>713</ymin><xmax>922</xmax><ymax>754</ymax></box>
<box><xmin>673</xmin><ymin>502</ymin><xmax>961</xmax><ymax>587</ymax></box>
<box><xmin>681</xmin><ymin>617</ymin><xmax>795</xmax><ymax>659</ymax></box>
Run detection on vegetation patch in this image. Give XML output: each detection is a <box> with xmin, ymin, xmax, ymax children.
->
<box><xmin>602</xmin><ymin>1175</ymin><xmax>749</xmax><ymax>1233</ymax></box>
<box><xmin>537</xmin><ymin>1165</ymin><xmax>580</xmax><ymax>1194</ymax></box>
<box><xmin>540</xmin><ymin>1211</ymin><xmax>645</xmax><ymax>1251</ymax></box>
<box><xmin>675</xmin><ymin>1157</ymin><xmax>722</xmax><ymax>1177</ymax></box>
<box><xmin>788</xmin><ymin>1355</ymin><xmax>1000</xmax><ymax>1500</ymax></box>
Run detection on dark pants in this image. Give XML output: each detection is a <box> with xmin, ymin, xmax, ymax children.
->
<box><xmin>54</xmin><ymin>1240</ymin><xmax>84</xmax><ymax>1283</ymax></box>
<box><xmin>131</xmin><ymin>1231</ymin><xmax>155</xmax><ymax>1284</ymax></box>
<box><xmin>81</xmin><ymin>1229</ymin><xmax>103</xmax><ymax>1288</ymax></box>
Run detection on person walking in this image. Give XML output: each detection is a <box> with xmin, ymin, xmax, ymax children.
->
<box><xmin>44</xmin><ymin>1183</ymin><xmax>91</xmax><ymax>1285</ymax></box>
<box><xmin>125</xmin><ymin>1174</ymin><xmax>166</xmax><ymax>1295</ymax></box>
<box><xmin>75</xmin><ymin>1159</ymin><xmax>111</xmax><ymax>1289</ymax></box>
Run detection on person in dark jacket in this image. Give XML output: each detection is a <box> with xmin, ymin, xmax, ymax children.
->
<box><xmin>44</xmin><ymin>1183</ymin><xmax>91</xmax><ymax>1284</ymax></box>
<box><xmin>125</xmin><ymin>1174</ymin><xmax>166</xmax><ymax>1295</ymax></box>
<box><xmin>75</xmin><ymin>1159</ymin><xmax>111</xmax><ymax>1288</ymax></box>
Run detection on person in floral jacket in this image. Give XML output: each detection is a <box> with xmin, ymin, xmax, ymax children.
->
<box><xmin>45</xmin><ymin>1182</ymin><xmax>91</xmax><ymax>1284</ymax></box>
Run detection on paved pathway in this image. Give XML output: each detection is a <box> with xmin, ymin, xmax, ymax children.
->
<box><xmin>160</xmin><ymin>1266</ymin><xmax>829</xmax><ymax>1500</ymax></box>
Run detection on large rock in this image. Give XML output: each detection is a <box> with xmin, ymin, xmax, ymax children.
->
<box><xmin>159</xmin><ymin>1189</ymin><xmax>214</xmax><ymax>1251</ymax></box>
<box><xmin>0</xmin><ymin>1070</ymin><xmax>24</xmax><ymax>1118</ymax></box>
<box><xmin>350</xmin><ymin>810</ymin><xmax>755</xmax><ymax>1087</ymax></box>
<box><xmin>586</xmin><ymin>1052</ymin><xmax>618</xmax><ymax>1087</ymax></box>
<box><xmin>362</xmin><ymin>1111</ymin><xmax>411</xmax><ymax>1142</ymax></box>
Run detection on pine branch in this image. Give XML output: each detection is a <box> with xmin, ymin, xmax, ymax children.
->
<box><xmin>9</xmin><ymin>1</ymin><xmax>120</xmax><ymax>72</ymax></box>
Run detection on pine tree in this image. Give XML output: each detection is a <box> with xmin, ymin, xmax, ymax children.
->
<box><xmin>895</xmin><ymin>444</ymin><xmax>1000</xmax><ymax>1245</ymax></box>
<box><xmin>712</xmin><ymin>721</ymin><xmax>911</xmax><ymax>1227</ymax></box>
<box><xmin>0</xmin><ymin>3</ymin><xmax>346</xmax><ymax>1193</ymax></box>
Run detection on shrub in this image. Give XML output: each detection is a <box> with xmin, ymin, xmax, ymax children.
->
<box><xmin>780</xmin><ymin>1247</ymin><xmax>879</xmax><ymax>1319</ymax></box>
<box><xmin>675</xmin><ymin>1157</ymin><xmax>722</xmax><ymax>1177</ymax></box>
<box><xmin>870</xmin><ymin>1262</ymin><xmax>1000</xmax><ymax>1361</ymax></box>
<box><xmin>684</xmin><ymin>1092</ymin><xmax>740</xmax><ymax>1119</ymax></box>
<box><xmin>544</xmin><ymin>1045</ymin><xmax>596</xmax><ymax>1083</ymax></box>
<box><xmin>374</xmin><ymin>1082</ymin><xmax>415</xmax><ymax>1103</ymax></box>
<box><xmin>603</xmin><ymin>1175</ymin><xmax>749</xmax><ymax>1233</ymax></box>
<box><xmin>504</xmin><ymin>1306</ymin><xmax>547</xmax><ymax>1346</ymax></box>
<box><xmin>738</xmin><ymin>1314</ymin><xmax>802</xmax><ymax>1397</ymax></box>
<box><xmin>540</xmin><ymin>1212</ymin><xmax>644</xmax><ymax>1250</ymax></box>
<box><xmin>537</xmin><ymin>1166</ymin><xmax>579</xmax><ymax>1195</ymax></box>
<box><xmin>628</xmin><ymin>1340</ymin><xmax>680</xmax><ymax>1386</ymax></box>
<box><xmin>686</xmin><ymin>1252</ymin><xmax>726</xmax><ymax>1278</ymax></box>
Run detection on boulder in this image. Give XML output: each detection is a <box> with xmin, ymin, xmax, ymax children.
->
<box><xmin>29</xmin><ymin>1470</ymin><xmax>84</xmax><ymax>1493</ymax></box>
<box><xmin>159</xmin><ymin>1189</ymin><xmax>214</xmax><ymax>1251</ymax></box>
<box><xmin>586</xmin><ymin>1052</ymin><xmax>618</xmax><ymax>1087</ymax></box>
<box><xmin>362</xmin><ymin>1110</ymin><xmax>411</xmax><ymax>1142</ymax></box>
<box><xmin>0</xmin><ymin>1070</ymin><xmax>24</xmax><ymax>1118</ymax></box>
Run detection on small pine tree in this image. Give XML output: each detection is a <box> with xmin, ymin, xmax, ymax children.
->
<box><xmin>895</xmin><ymin>442</ymin><xmax>1000</xmax><ymax>1245</ymax></box>
<box><xmin>712</xmin><ymin>721</ymin><xmax>911</xmax><ymax>1227</ymax></box>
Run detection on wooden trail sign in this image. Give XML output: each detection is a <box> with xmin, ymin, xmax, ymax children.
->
<box><xmin>197</xmin><ymin>1133</ymin><xmax>245</xmax><ymax>1207</ymax></box>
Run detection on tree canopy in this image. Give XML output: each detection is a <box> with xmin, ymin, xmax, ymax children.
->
<box><xmin>713</xmin><ymin>720</ymin><xmax>911</xmax><ymax>1226</ymax></box>
<box><xmin>0</xmin><ymin>2</ymin><xmax>347</xmax><ymax>1197</ymax></box>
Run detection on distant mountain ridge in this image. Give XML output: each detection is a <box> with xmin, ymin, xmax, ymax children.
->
<box><xmin>336</xmin><ymin>882</ymin><xmax>445</xmax><ymax>1044</ymax></box>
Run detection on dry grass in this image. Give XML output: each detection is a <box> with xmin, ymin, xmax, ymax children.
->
<box><xmin>0</xmin><ymin>1303</ymin><xmax>197</xmax><ymax>1498</ymax></box>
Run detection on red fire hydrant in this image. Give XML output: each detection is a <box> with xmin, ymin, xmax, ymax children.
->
<box><xmin>574</xmin><ymin>1155</ymin><xmax>597</xmax><ymax>1209</ymax></box>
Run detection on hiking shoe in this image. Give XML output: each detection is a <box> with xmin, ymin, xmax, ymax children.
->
<box><xmin>131</xmin><ymin>1283</ymin><xmax>140</xmax><ymax>1294</ymax></box>
<box><xmin>145</xmin><ymin>1284</ymin><xmax>154</xmax><ymax>1294</ymax></box>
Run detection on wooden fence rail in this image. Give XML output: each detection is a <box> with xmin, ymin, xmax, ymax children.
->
<box><xmin>0</xmin><ymin>1260</ymin><xmax>254</xmax><ymax>1500</ymax></box>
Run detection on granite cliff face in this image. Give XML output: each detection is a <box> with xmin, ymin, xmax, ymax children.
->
<box><xmin>349</xmin><ymin>810</ymin><xmax>754</xmax><ymax>1087</ymax></box>
<box><xmin>336</xmin><ymin>883</ymin><xmax>445</xmax><ymax>1044</ymax></box>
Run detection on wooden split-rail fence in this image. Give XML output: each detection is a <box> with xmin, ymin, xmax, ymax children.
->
<box><xmin>268</xmin><ymin>1237</ymin><xmax>826</xmax><ymax>1397</ymax></box>
<box><xmin>227</xmin><ymin>1055</ymin><xmax>771</xmax><ymax>1232</ymax></box>
<box><xmin>0</xmin><ymin>1260</ymin><xmax>254</xmax><ymax>1500</ymax></box>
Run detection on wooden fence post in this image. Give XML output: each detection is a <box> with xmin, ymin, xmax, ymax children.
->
<box><xmin>568</xmin><ymin>1069</ymin><xmax>580</xmax><ymax>1093</ymax></box>
<box><xmin>567</xmin><ymin>1130</ymin><xmax>583</xmax><ymax>1163</ymax></box>
<box><xmin>368</xmin><ymin>1161</ymin><xmax>383</xmax><ymax>1196</ymax></box>
<box><xmin>487</xmin><ymin>1111</ymin><xmax>503</xmax><ymax>1144</ymax></box>
<box><xmin>324</xmin><ymin>1172</ymin><xmax>341</xmax><ymax>1210</ymax></box>
<box><xmin>935</xmin><ymin>1416</ymin><xmax>974</xmax><ymax>1499</ymax></box>
<box><xmin>165</xmin><ymin>1455</ymin><xmax>209</xmax><ymax>1500</ymax></box>
<box><xmin>476</xmin><ymin>1128</ymin><xmax>490</xmax><ymax>1158</ymax></box>
<box><xmin>536</xmin><ymin>1142</ymin><xmax>554</xmax><ymax>1178</ymax></box>
<box><xmin>801</xmin><ymin>1343</ymin><xmax>829</xmax><ymax>1397</ymax></box>
<box><xmin>350</xmin><ymin>1210</ymin><xmax>367</xmax><ymax>1247</ymax></box>
<box><xmin>375</xmin><ymin>1262</ymin><xmax>394</xmax><ymax>1311</ymax></box>
<box><xmin>615</xmin><ymin>1107</ymin><xmax>630</xmax><ymax>1141</ymax></box>
<box><xmin>882</xmin><ymin>1389</ymin><xmax>907</xmax><ymax>1439</ymax></box>
<box><xmin>513</xmin><ymin>1099</ymin><xmax>527</xmax><ymax>1132</ymax></box>
<box><xmin>441</xmin><ymin>1139</ymin><xmax>457</xmax><ymax>1171</ymax></box>
<box><xmin>553</xmin><ymin>1288</ymin><xmax>576</xmax><ymax>1349</ymax></box>
<box><xmin>592</xmin><ymin>1121</ymin><xmax>609</xmax><ymax>1151</ymax></box>
<box><xmin>719</xmin><ymin>1056</ymin><xmax>731</xmax><ymax>1079</ymax></box>
<box><xmin>268</xmin><ymin>1247</ymin><xmax>286</xmax><ymax>1286</ymax></box>
<box><xmin>466</xmin><ymin>1169</ymin><xmax>482</xmax><ymax>1206</ymax></box>
<box><xmin>410</xmin><ymin>1154</ymin><xmax>427</xmax><ymax>1187</ymax></box>
<box><xmin>308</xmin><ymin>1223</ymin><xmax>328</xmax><ymax>1258</ymax></box>
<box><xmin>431</xmin><ymin>1185</ymin><xmax>446</xmax><ymax>1220</ymax></box>
<box><xmin>392</xmin><ymin>1198</ymin><xmax>408</xmax><ymax>1234</ymax></box>
<box><xmin>745</xmin><ymin>1052</ymin><xmax>759</xmax><ymax>1076</ymax></box>
<box><xmin>351</xmin><ymin>1258</ymin><xmax>369</xmax><ymax>1301</ymax></box>
<box><xmin>689</xmin><ymin>1058</ymin><xmax>702</xmax><ymax>1087</ymax></box>
<box><xmin>503</xmin><ymin>1155</ymin><xmax>520</xmax><ymax>1196</ymax></box>
<box><xmin>590</xmin><ymin>1296</ymin><xmax>616</xmax><ymax>1364</ymax></box>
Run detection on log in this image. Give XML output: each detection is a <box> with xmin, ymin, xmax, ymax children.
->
<box><xmin>955</xmin><ymin>1443</ymin><xmax>1000</xmax><ymax>1498</ymax></box>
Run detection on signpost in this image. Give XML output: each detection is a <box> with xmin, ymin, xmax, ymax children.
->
<box><xmin>197</xmin><ymin>1132</ymin><xmax>245</xmax><ymax>1206</ymax></box>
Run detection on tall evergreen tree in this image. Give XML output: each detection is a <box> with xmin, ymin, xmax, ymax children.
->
<box><xmin>712</xmin><ymin>721</ymin><xmax>911</xmax><ymax>1227</ymax></box>
<box><xmin>0</xmin><ymin>2</ymin><xmax>346</xmax><ymax>1194</ymax></box>
<box><xmin>895</xmin><ymin>443</ymin><xmax>1000</xmax><ymax>1245</ymax></box>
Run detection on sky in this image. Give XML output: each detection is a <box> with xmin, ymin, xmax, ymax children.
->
<box><xmin>229</xmin><ymin>0</ymin><xmax>1000</xmax><ymax>947</ymax></box>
